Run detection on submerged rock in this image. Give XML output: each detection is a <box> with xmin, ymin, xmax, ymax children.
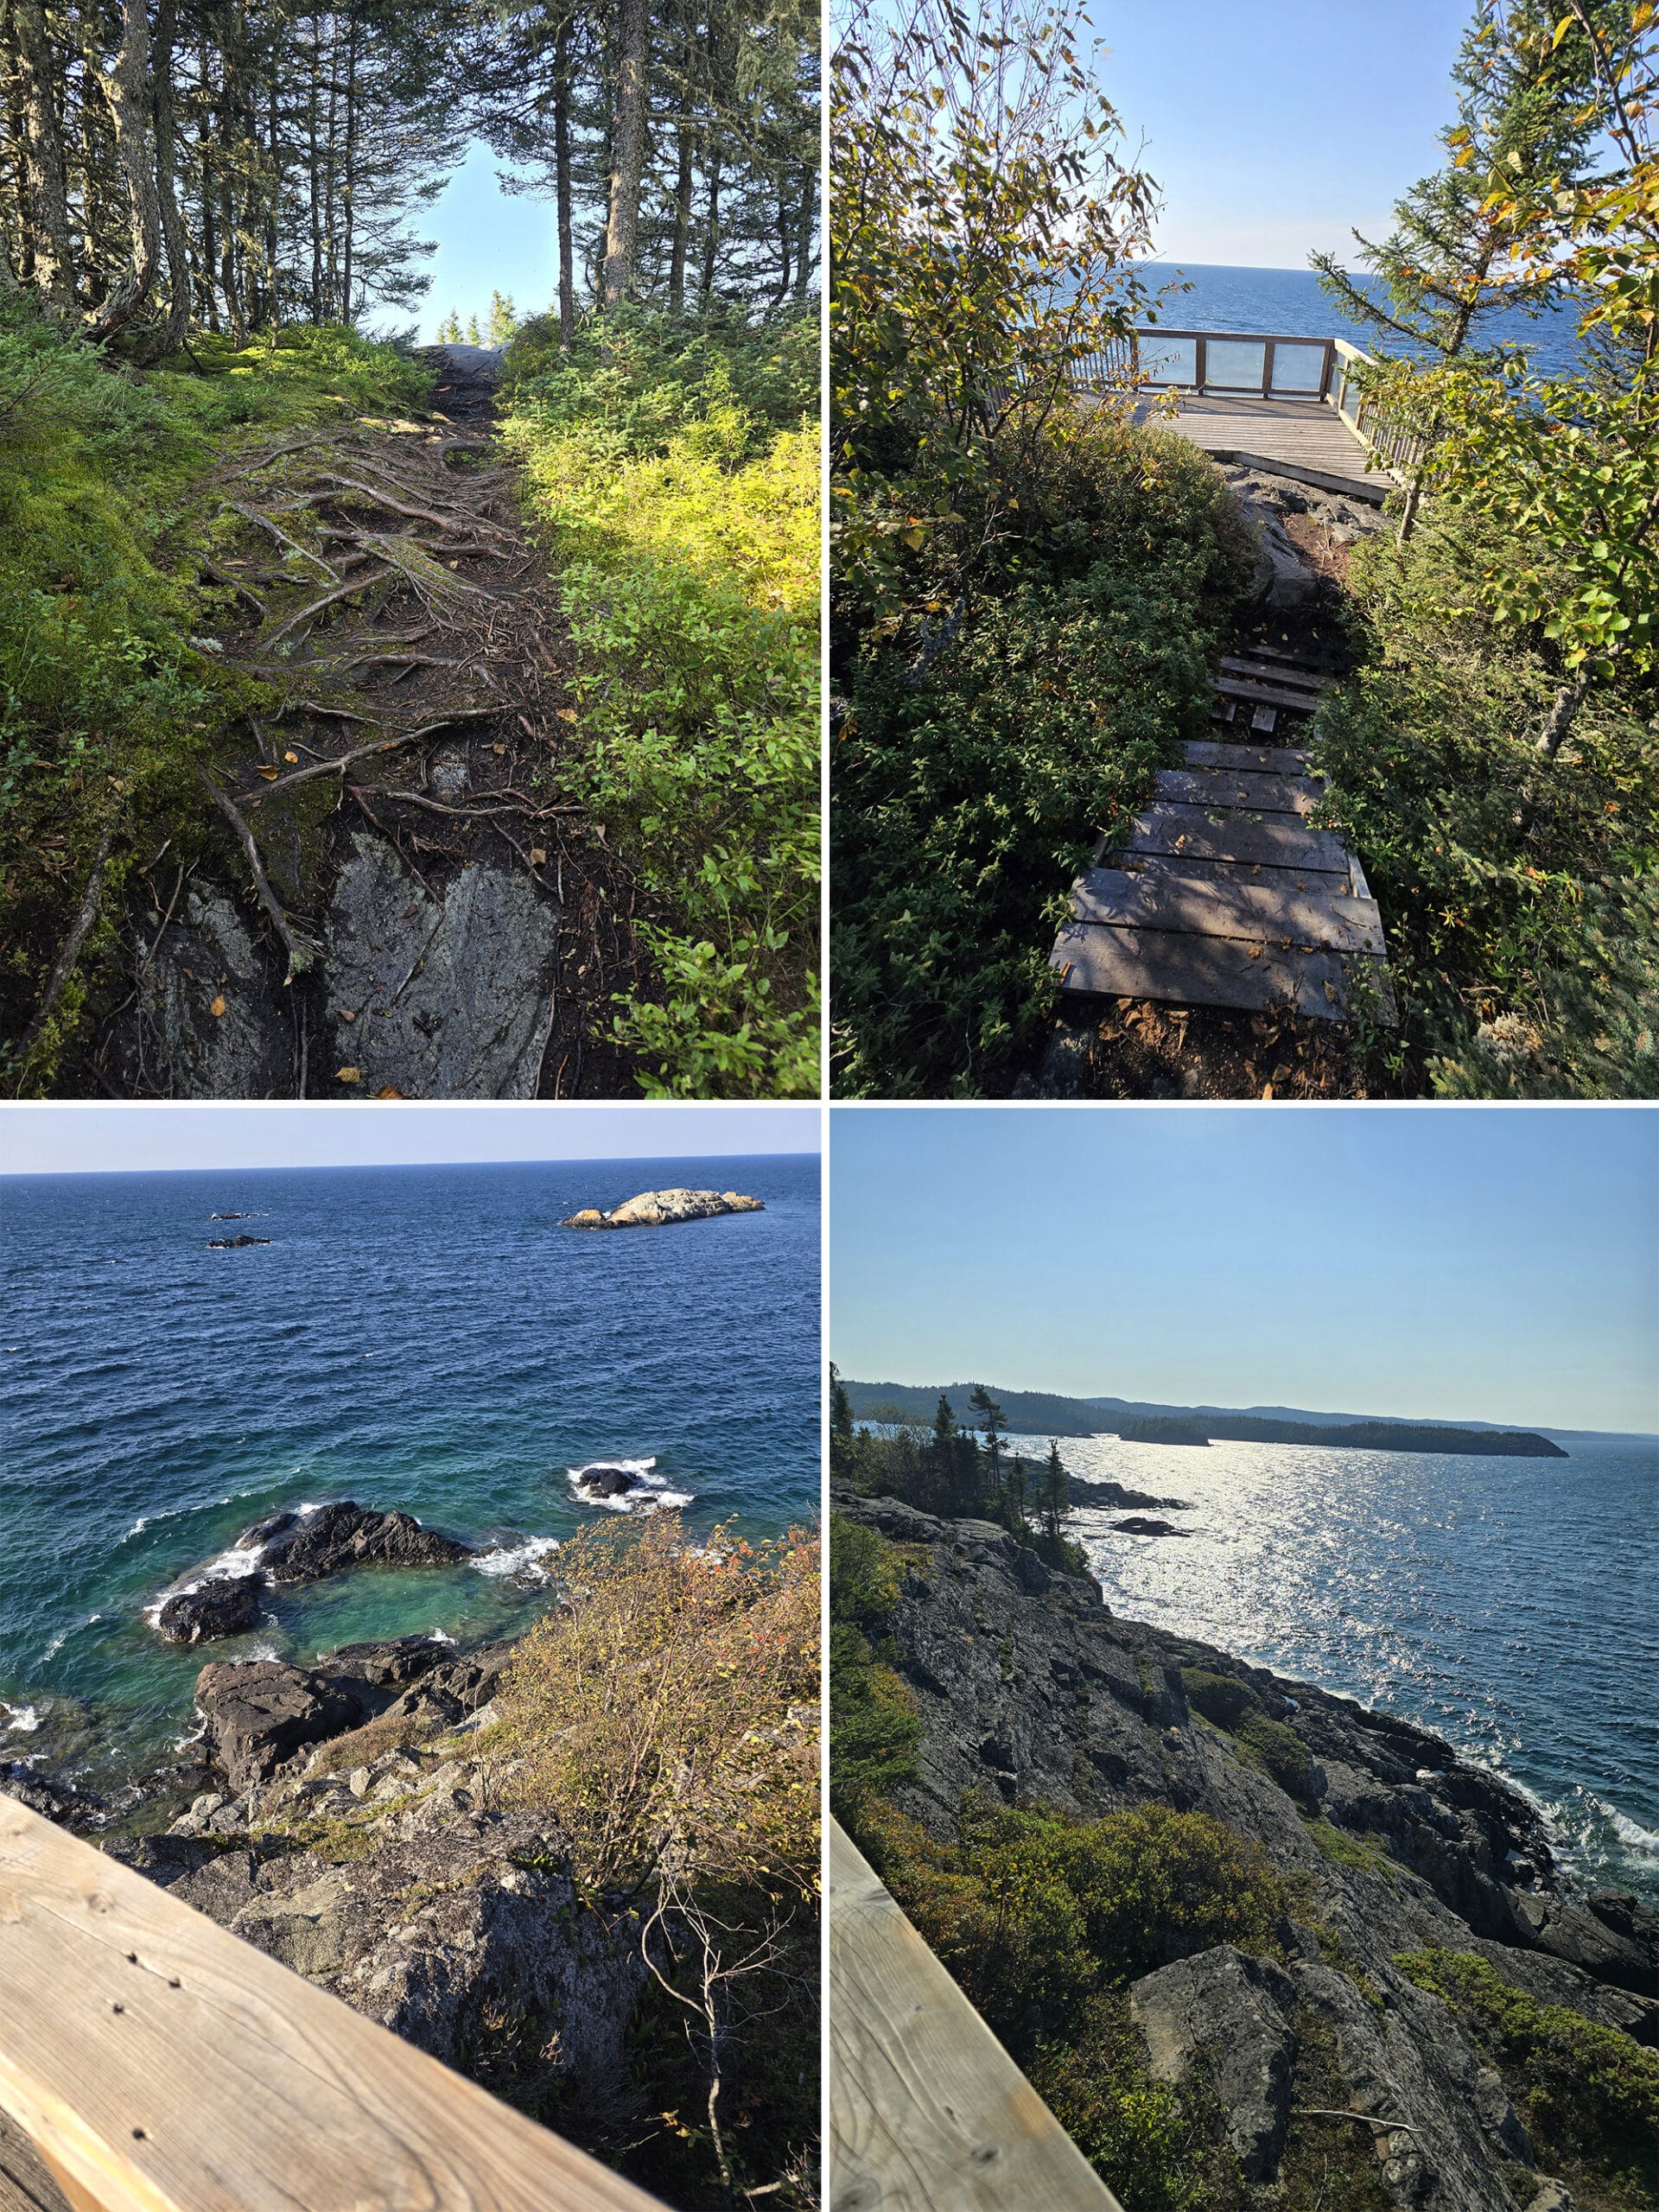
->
<box><xmin>156</xmin><ymin>1573</ymin><xmax>264</xmax><ymax>1644</ymax></box>
<box><xmin>562</xmin><ymin>1186</ymin><xmax>765</xmax><ymax>1230</ymax></box>
<box><xmin>1110</xmin><ymin>1515</ymin><xmax>1190</xmax><ymax>1537</ymax></box>
<box><xmin>204</xmin><ymin>1232</ymin><xmax>271</xmax><ymax>1249</ymax></box>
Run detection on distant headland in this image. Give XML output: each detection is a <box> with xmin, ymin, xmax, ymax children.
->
<box><xmin>842</xmin><ymin>1380</ymin><xmax>1573</xmax><ymax>1459</ymax></box>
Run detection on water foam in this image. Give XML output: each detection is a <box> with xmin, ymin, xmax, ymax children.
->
<box><xmin>1</xmin><ymin>1702</ymin><xmax>41</xmax><ymax>1734</ymax></box>
<box><xmin>567</xmin><ymin>1457</ymin><xmax>695</xmax><ymax>1513</ymax></box>
<box><xmin>473</xmin><ymin>1535</ymin><xmax>562</xmax><ymax>1580</ymax></box>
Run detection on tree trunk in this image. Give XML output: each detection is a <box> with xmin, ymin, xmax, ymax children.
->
<box><xmin>793</xmin><ymin>156</ymin><xmax>813</xmax><ymax>300</ymax></box>
<box><xmin>667</xmin><ymin>117</ymin><xmax>693</xmax><ymax>314</ymax></box>
<box><xmin>10</xmin><ymin>0</ymin><xmax>74</xmax><ymax>316</ymax></box>
<box><xmin>340</xmin><ymin>9</ymin><xmax>358</xmax><ymax>321</ymax></box>
<box><xmin>306</xmin><ymin>20</ymin><xmax>321</xmax><ymax>321</ymax></box>
<box><xmin>83</xmin><ymin>0</ymin><xmax>162</xmax><ymax>344</ymax></box>
<box><xmin>553</xmin><ymin>11</ymin><xmax>574</xmax><ymax>344</ymax></box>
<box><xmin>698</xmin><ymin>144</ymin><xmax>721</xmax><ymax>306</ymax></box>
<box><xmin>133</xmin><ymin>0</ymin><xmax>190</xmax><ymax>359</ymax></box>
<box><xmin>602</xmin><ymin>0</ymin><xmax>648</xmax><ymax>305</ymax></box>
<box><xmin>1536</xmin><ymin>671</ymin><xmax>1592</xmax><ymax>760</ymax></box>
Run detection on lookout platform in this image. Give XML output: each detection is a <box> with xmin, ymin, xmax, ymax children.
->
<box><xmin>1131</xmin><ymin>390</ymin><xmax>1394</xmax><ymax>495</ymax></box>
<box><xmin>829</xmin><ymin>1817</ymin><xmax>1120</xmax><ymax>2211</ymax></box>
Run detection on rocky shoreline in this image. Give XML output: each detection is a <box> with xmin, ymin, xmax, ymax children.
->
<box><xmin>561</xmin><ymin>1186</ymin><xmax>765</xmax><ymax>1230</ymax></box>
<box><xmin>834</xmin><ymin>1489</ymin><xmax>1658</xmax><ymax>2212</ymax></box>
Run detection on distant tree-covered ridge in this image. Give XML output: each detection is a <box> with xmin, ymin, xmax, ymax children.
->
<box><xmin>841</xmin><ymin>1379</ymin><xmax>1569</xmax><ymax>1458</ymax></box>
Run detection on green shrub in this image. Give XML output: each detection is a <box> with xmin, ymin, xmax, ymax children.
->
<box><xmin>1312</xmin><ymin>509</ymin><xmax>1659</xmax><ymax>1099</ymax></box>
<box><xmin>1179</xmin><ymin>1669</ymin><xmax>1256</xmax><ymax>1732</ymax></box>
<box><xmin>1303</xmin><ymin>1818</ymin><xmax>1399</xmax><ymax>1888</ymax></box>
<box><xmin>499</xmin><ymin>308</ymin><xmax>819</xmax><ymax>1097</ymax></box>
<box><xmin>1180</xmin><ymin>1668</ymin><xmax>1316</xmax><ymax>1802</ymax></box>
<box><xmin>827</xmin><ymin>1516</ymin><xmax>922</xmax><ymax>1823</ymax></box>
<box><xmin>832</xmin><ymin>415</ymin><xmax>1255</xmax><ymax>1096</ymax></box>
<box><xmin>1030</xmin><ymin>1993</ymin><xmax>1244</xmax><ymax>2212</ymax></box>
<box><xmin>1395</xmin><ymin>1948</ymin><xmax>1659</xmax><ymax>2188</ymax></box>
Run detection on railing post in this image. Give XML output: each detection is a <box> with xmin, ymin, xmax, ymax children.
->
<box><xmin>1194</xmin><ymin>334</ymin><xmax>1206</xmax><ymax>392</ymax></box>
<box><xmin>1320</xmin><ymin>340</ymin><xmax>1334</xmax><ymax>403</ymax></box>
<box><xmin>1262</xmin><ymin>339</ymin><xmax>1275</xmax><ymax>398</ymax></box>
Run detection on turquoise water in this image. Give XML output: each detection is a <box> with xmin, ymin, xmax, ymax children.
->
<box><xmin>1024</xmin><ymin>1429</ymin><xmax>1659</xmax><ymax>1904</ymax></box>
<box><xmin>0</xmin><ymin>1154</ymin><xmax>819</xmax><ymax>1795</ymax></box>
<box><xmin>1139</xmin><ymin>260</ymin><xmax>1585</xmax><ymax>378</ymax></box>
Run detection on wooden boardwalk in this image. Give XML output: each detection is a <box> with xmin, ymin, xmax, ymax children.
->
<box><xmin>0</xmin><ymin>1794</ymin><xmax>664</xmax><ymax>2212</ymax></box>
<box><xmin>1129</xmin><ymin>391</ymin><xmax>1395</xmax><ymax>496</ymax></box>
<box><xmin>829</xmin><ymin>1819</ymin><xmax>1121</xmax><ymax>2212</ymax></box>
<box><xmin>1049</xmin><ymin>649</ymin><xmax>1395</xmax><ymax>1023</ymax></box>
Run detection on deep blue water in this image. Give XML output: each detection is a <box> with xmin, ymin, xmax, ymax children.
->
<box><xmin>0</xmin><ymin>1154</ymin><xmax>819</xmax><ymax>1793</ymax></box>
<box><xmin>1138</xmin><ymin>260</ymin><xmax>1585</xmax><ymax>378</ymax></box>
<box><xmin>1014</xmin><ymin>1429</ymin><xmax>1659</xmax><ymax>1905</ymax></box>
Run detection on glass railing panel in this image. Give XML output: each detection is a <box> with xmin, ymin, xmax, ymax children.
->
<box><xmin>1269</xmin><ymin>342</ymin><xmax>1325</xmax><ymax>393</ymax></box>
<box><xmin>1205</xmin><ymin>339</ymin><xmax>1268</xmax><ymax>389</ymax></box>
<box><xmin>1137</xmin><ymin>335</ymin><xmax>1197</xmax><ymax>386</ymax></box>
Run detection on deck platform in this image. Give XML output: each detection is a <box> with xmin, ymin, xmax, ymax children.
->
<box><xmin>1129</xmin><ymin>391</ymin><xmax>1395</xmax><ymax>498</ymax></box>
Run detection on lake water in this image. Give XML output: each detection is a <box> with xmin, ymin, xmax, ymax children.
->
<box><xmin>1136</xmin><ymin>260</ymin><xmax>1585</xmax><ymax>379</ymax></box>
<box><xmin>0</xmin><ymin>1154</ymin><xmax>819</xmax><ymax>1798</ymax></box>
<box><xmin>1010</xmin><ymin>1428</ymin><xmax>1659</xmax><ymax>1904</ymax></box>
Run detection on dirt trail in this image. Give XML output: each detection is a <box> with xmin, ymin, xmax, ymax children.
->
<box><xmin>86</xmin><ymin>347</ymin><xmax>644</xmax><ymax>1098</ymax></box>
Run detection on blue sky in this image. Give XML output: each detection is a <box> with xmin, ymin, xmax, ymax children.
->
<box><xmin>0</xmin><ymin>1105</ymin><xmax>818</xmax><ymax>1176</ymax></box>
<box><xmin>1086</xmin><ymin>0</ymin><xmax>1469</xmax><ymax>267</ymax></box>
<box><xmin>391</xmin><ymin>144</ymin><xmax>561</xmax><ymax>346</ymax></box>
<box><xmin>830</xmin><ymin>1109</ymin><xmax>1659</xmax><ymax>1433</ymax></box>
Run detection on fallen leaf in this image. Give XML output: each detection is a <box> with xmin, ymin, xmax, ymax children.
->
<box><xmin>492</xmin><ymin>742</ymin><xmax>506</xmax><ymax>755</ymax></box>
<box><xmin>529</xmin><ymin>848</ymin><xmax>546</xmax><ymax>865</ymax></box>
<box><xmin>1323</xmin><ymin>981</ymin><xmax>1338</xmax><ymax>1004</ymax></box>
<box><xmin>340</xmin><ymin>1008</ymin><xmax>356</xmax><ymax>1024</ymax></box>
<box><xmin>283</xmin><ymin>750</ymin><xmax>298</xmax><ymax>764</ymax></box>
<box><xmin>337</xmin><ymin>1065</ymin><xmax>362</xmax><ymax>1084</ymax></box>
<box><xmin>256</xmin><ymin>766</ymin><xmax>279</xmax><ymax>780</ymax></box>
<box><xmin>374</xmin><ymin>1085</ymin><xmax>403</xmax><ymax>1100</ymax></box>
<box><xmin>1248</xmin><ymin>944</ymin><xmax>1264</xmax><ymax>961</ymax></box>
<box><xmin>556</xmin><ymin>708</ymin><xmax>578</xmax><ymax>723</ymax></box>
<box><xmin>1261</xmin><ymin>1084</ymin><xmax>1274</xmax><ymax>1100</ymax></box>
<box><xmin>209</xmin><ymin>995</ymin><xmax>226</xmax><ymax>1018</ymax></box>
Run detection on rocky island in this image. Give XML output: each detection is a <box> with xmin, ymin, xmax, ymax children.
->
<box><xmin>831</xmin><ymin>1490</ymin><xmax>1658</xmax><ymax>2212</ymax></box>
<box><xmin>204</xmin><ymin>1232</ymin><xmax>270</xmax><ymax>1249</ymax></box>
<box><xmin>561</xmin><ymin>1187</ymin><xmax>764</xmax><ymax>1230</ymax></box>
<box><xmin>152</xmin><ymin>1502</ymin><xmax>471</xmax><ymax>1645</ymax></box>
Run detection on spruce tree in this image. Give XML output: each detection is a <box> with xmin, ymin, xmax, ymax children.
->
<box><xmin>1040</xmin><ymin>1441</ymin><xmax>1068</xmax><ymax>1547</ymax></box>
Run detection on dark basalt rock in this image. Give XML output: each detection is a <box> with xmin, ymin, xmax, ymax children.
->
<box><xmin>205</xmin><ymin>1233</ymin><xmax>270</xmax><ymax>1249</ymax></box>
<box><xmin>241</xmin><ymin>1501</ymin><xmax>470</xmax><ymax>1584</ymax></box>
<box><xmin>571</xmin><ymin>1463</ymin><xmax>646</xmax><ymax>1499</ymax></box>
<box><xmin>156</xmin><ymin>1574</ymin><xmax>264</xmax><ymax>1644</ymax></box>
<box><xmin>1110</xmin><ymin>1516</ymin><xmax>1189</xmax><ymax>1537</ymax></box>
<box><xmin>832</xmin><ymin>1489</ymin><xmax>1659</xmax><ymax>2211</ymax></box>
<box><xmin>1069</xmin><ymin>1476</ymin><xmax>1189</xmax><ymax>1511</ymax></box>
<box><xmin>193</xmin><ymin>1659</ymin><xmax>375</xmax><ymax>1789</ymax></box>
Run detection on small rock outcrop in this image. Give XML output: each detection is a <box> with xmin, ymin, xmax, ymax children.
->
<box><xmin>562</xmin><ymin>1187</ymin><xmax>764</xmax><ymax>1229</ymax></box>
<box><xmin>1110</xmin><ymin>1515</ymin><xmax>1189</xmax><ymax>1536</ymax></box>
<box><xmin>205</xmin><ymin>1232</ymin><xmax>271</xmax><ymax>1249</ymax></box>
<box><xmin>242</xmin><ymin>1501</ymin><xmax>471</xmax><ymax>1584</ymax></box>
<box><xmin>156</xmin><ymin>1573</ymin><xmax>264</xmax><ymax>1644</ymax></box>
<box><xmin>572</xmin><ymin>1462</ymin><xmax>650</xmax><ymax>1499</ymax></box>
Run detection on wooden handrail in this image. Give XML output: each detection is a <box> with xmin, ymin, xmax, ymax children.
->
<box><xmin>828</xmin><ymin>1818</ymin><xmax>1122</xmax><ymax>2211</ymax></box>
<box><xmin>0</xmin><ymin>1796</ymin><xmax>666</xmax><ymax>2212</ymax></box>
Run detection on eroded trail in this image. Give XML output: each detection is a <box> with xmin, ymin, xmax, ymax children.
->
<box><xmin>92</xmin><ymin>347</ymin><xmax>644</xmax><ymax>1098</ymax></box>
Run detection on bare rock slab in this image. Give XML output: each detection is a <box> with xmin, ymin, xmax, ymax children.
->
<box><xmin>326</xmin><ymin>833</ymin><xmax>558</xmax><ymax>1098</ymax></box>
<box><xmin>134</xmin><ymin>888</ymin><xmax>292</xmax><ymax>1096</ymax></box>
<box><xmin>562</xmin><ymin>1187</ymin><xmax>766</xmax><ymax>1230</ymax></box>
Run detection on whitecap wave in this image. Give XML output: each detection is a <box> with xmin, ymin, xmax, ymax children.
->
<box><xmin>1611</xmin><ymin>1807</ymin><xmax>1659</xmax><ymax>1855</ymax></box>
<box><xmin>567</xmin><ymin>1458</ymin><xmax>694</xmax><ymax>1513</ymax></box>
<box><xmin>40</xmin><ymin>1631</ymin><xmax>67</xmax><ymax>1661</ymax></box>
<box><xmin>473</xmin><ymin>1535</ymin><xmax>562</xmax><ymax>1580</ymax></box>
<box><xmin>428</xmin><ymin>1628</ymin><xmax>457</xmax><ymax>1644</ymax></box>
<box><xmin>1</xmin><ymin>1702</ymin><xmax>41</xmax><ymax>1734</ymax></box>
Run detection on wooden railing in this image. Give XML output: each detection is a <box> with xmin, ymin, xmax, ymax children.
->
<box><xmin>0</xmin><ymin>1795</ymin><xmax>665</xmax><ymax>2212</ymax></box>
<box><xmin>828</xmin><ymin>1818</ymin><xmax>1122</xmax><ymax>2211</ymax></box>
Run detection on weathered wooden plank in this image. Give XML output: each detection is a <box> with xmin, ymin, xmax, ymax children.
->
<box><xmin>1068</xmin><ymin>866</ymin><xmax>1387</xmax><ymax>955</ymax></box>
<box><xmin>1051</xmin><ymin>918</ymin><xmax>1368</xmax><ymax>1020</ymax></box>
<box><xmin>1120</xmin><ymin>803</ymin><xmax>1350</xmax><ymax>873</ymax></box>
<box><xmin>1250</xmin><ymin>704</ymin><xmax>1279</xmax><ymax>734</ymax></box>
<box><xmin>1153</xmin><ymin>766</ymin><xmax>1321</xmax><ymax>817</ymax></box>
<box><xmin>1180</xmin><ymin>739</ymin><xmax>1309</xmax><ymax>774</ymax></box>
<box><xmin>1218</xmin><ymin>655</ymin><xmax>1328</xmax><ymax>691</ymax></box>
<box><xmin>828</xmin><ymin>1820</ymin><xmax>1118</xmax><ymax>2212</ymax></box>
<box><xmin>0</xmin><ymin>1796</ymin><xmax>665</xmax><ymax>2212</ymax></box>
<box><xmin>1213</xmin><ymin>675</ymin><xmax>1325</xmax><ymax>713</ymax></box>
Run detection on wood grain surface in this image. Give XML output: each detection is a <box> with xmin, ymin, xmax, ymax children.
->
<box><xmin>0</xmin><ymin>1796</ymin><xmax>664</xmax><ymax>2212</ymax></box>
<box><xmin>828</xmin><ymin>1819</ymin><xmax>1119</xmax><ymax>2212</ymax></box>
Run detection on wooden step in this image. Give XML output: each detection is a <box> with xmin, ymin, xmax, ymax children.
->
<box><xmin>1181</xmin><ymin>739</ymin><xmax>1310</xmax><ymax>775</ymax></box>
<box><xmin>1213</xmin><ymin>675</ymin><xmax>1325</xmax><ymax>713</ymax></box>
<box><xmin>1052</xmin><ymin>918</ymin><xmax>1383</xmax><ymax>1021</ymax></box>
<box><xmin>1242</xmin><ymin>641</ymin><xmax>1339</xmax><ymax>669</ymax></box>
<box><xmin>1121</xmin><ymin>802</ymin><xmax>1350</xmax><ymax>874</ymax></box>
<box><xmin>1219</xmin><ymin>655</ymin><xmax>1329</xmax><ymax>690</ymax></box>
<box><xmin>1069</xmin><ymin>865</ymin><xmax>1385</xmax><ymax>955</ymax></box>
<box><xmin>1152</xmin><ymin>766</ymin><xmax>1322</xmax><ymax>817</ymax></box>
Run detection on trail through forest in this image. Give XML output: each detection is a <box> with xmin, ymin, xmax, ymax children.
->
<box><xmin>98</xmin><ymin>344</ymin><xmax>643</xmax><ymax>1098</ymax></box>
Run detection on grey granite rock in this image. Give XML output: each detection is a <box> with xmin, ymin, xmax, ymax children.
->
<box><xmin>1132</xmin><ymin>1947</ymin><xmax>1296</xmax><ymax>2178</ymax></box>
<box><xmin>136</xmin><ymin>888</ymin><xmax>292</xmax><ymax>1096</ymax></box>
<box><xmin>325</xmin><ymin>833</ymin><xmax>559</xmax><ymax>1097</ymax></box>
